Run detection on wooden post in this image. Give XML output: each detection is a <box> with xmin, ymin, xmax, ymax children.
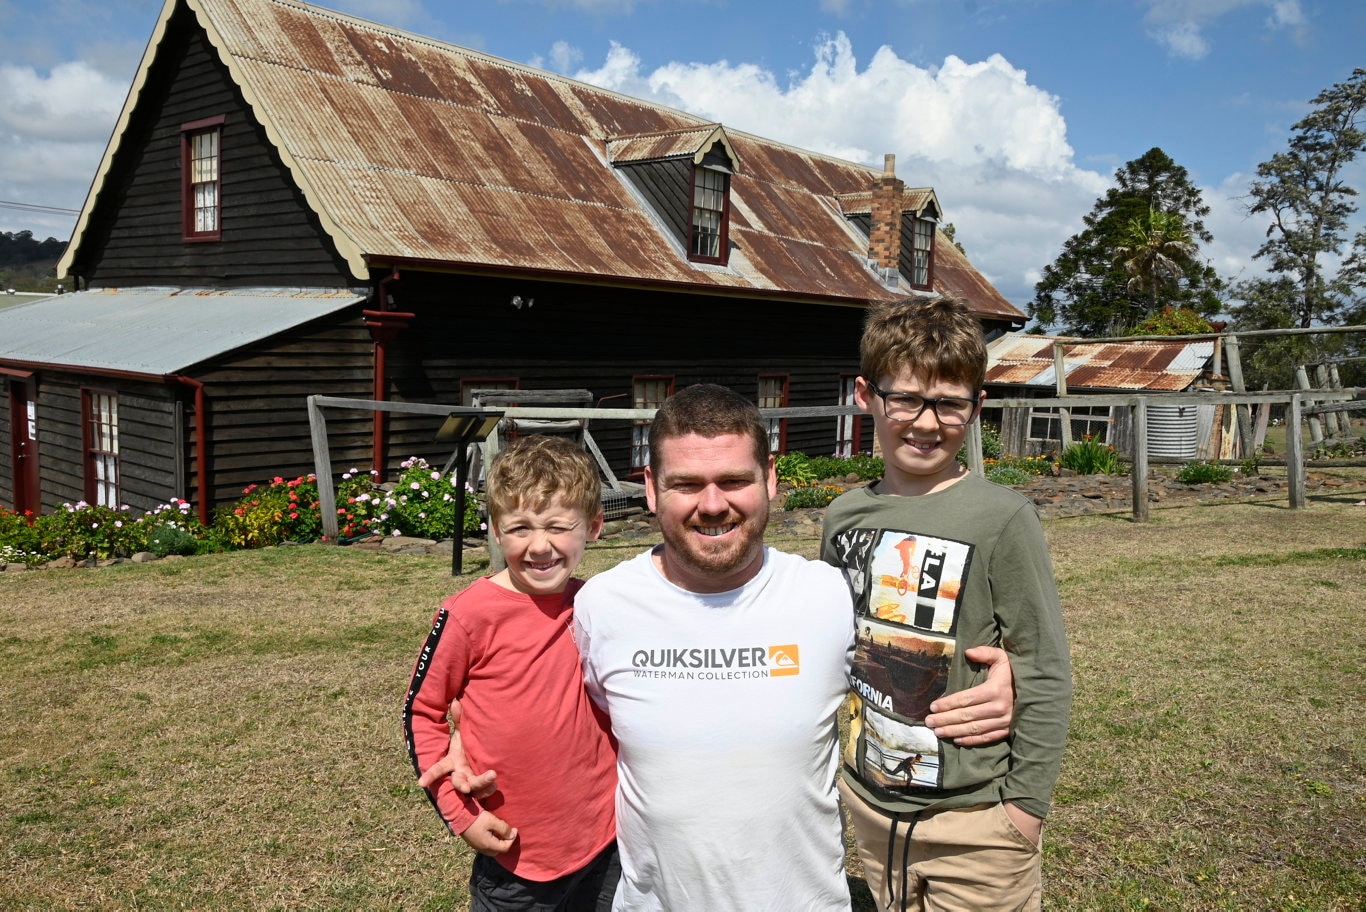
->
<box><xmin>1053</xmin><ymin>341</ymin><xmax>1072</xmax><ymax>451</ymax></box>
<box><xmin>1132</xmin><ymin>397</ymin><xmax>1149</xmax><ymax>523</ymax></box>
<box><xmin>484</xmin><ymin>430</ymin><xmax>505</xmax><ymax>572</ymax></box>
<box><xmin>308</xmin><ymin>395</ymin><xmax>340</xmax><ymax>544</ymax></box>
<box><xmin>1223</xmin><ymin>333</ymin><xmax>1253</xmax><ymax>458</ymax></box>
<box><xmin>965</xmin><ymin>421</ymin><xmax>985</xmax><ymax>478</ymax></box>
<box><xmin>1287</xmin><ymin>393</ymin><xmax>1306</xmax><ymax>509</ymax></box>
<box><xmin>1295</xmin><ymin>365</ymin><xmax>1323</xmax><ymax>444</ymax></box>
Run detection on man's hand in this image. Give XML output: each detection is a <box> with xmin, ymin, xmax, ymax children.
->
<box><xmin>416</xmin><ymin>699</ymin><xmax>497</xmax><ymax>798</ymax></box>
<box><xmin>924</xmin><ymin>645</ymin><xmax>1014</xmax><ymax>746</ymax></box>
<box><xmin>459</xmin><ymin>809</ymin><xmax>518</xmax><ymax>856</ymax></box>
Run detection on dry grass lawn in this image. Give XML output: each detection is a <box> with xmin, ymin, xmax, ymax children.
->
<box><xmin>2</xmin><ymin>487</ymin><xmax>1363</xmax><ymax>910</ymax></box>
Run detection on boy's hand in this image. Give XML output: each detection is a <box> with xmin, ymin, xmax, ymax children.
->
<box><xmin>416</xmin><ymin>699</ymin><xmax>498</xmax><ymax>798</ymax></box>
<box><xmin>459</xmin><ymin>810</ymin><xmax>518</xmax><ymax>856</ymax></box>
<box><xmin>1003</xmin><ymin>801</ymin><xmax>1042</xmax><ymax>847</ymax></box>
<box><xmin>925</xmin><ymin>645</ymin><xmax>1014</xmax><ymax>746</ymax></box>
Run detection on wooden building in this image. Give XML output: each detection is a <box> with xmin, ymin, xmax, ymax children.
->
<box><xmin>0</xmin><ymin>0</ymin><xmax>1024</xmax><ymax>521</ymax></box>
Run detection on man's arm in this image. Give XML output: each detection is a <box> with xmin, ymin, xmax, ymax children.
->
<box><xmin>924</xmin><ymin>645</ymin><xmax>1013</xmax><ymax>746</ymax></box>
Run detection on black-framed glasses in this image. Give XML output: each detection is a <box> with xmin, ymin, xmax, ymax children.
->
<box><xmin>865</xmin><ymin>380</ymin><xmax>979</xmax><ymax>426</ymax></box>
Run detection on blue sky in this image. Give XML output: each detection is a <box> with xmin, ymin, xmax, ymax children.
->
<box><xmin>1</xmin><ymin>0</ymin><xmax>1361</xmax><ymax>312</ymax></box>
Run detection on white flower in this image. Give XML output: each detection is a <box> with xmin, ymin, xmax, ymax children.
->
<box><xmin>391</xmin><ymin>530</ymin><xmax>401</xmax><ymax>536</ymax></box>
<box><xmin>410</xmin><ymin>482</ymin><xmax>420</xmax><ymax>490</ymax></box>
<box><xmin>418</xmin><ymin>512</ymin><xmax>426</xmax><ymax>519</ymax></box>
<box><xmin>115</xmin><ymin>521</ymin><xmax>123</xmax><ymax>528</ymax></box>
<box><xmin>430</xmin><ymin>471</ymin><xmax>441</xmax><ymax>481</ymax></box>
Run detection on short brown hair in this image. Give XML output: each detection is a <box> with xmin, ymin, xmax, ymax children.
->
<box><xmin>648</xmin><ymin>383</ymin><xmax>770</xmax><ymax>474</ymax></box>
<box><xmin>485</xmin><ymin>435</ymin><xmax>601</xmax><ymax>526</ymax></box>
<box><xmin>860</xmin><ymin>295</ymin><xmax>987</xmax><ymax>392</ymax></box>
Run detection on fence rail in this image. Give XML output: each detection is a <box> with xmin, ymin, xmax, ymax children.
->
<box><xmin>308</xmin><ymin>387</ymin><xmax>1363</xmax><ymax>541</ymax></box>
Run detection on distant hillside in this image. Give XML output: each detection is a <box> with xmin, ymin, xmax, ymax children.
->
<box><xmin>1</xmin><ymin>230</ymin><xmax>67</xmax><ymax>292</ymax></box>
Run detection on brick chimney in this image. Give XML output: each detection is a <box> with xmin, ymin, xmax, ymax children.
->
<box><xmin>869</xmin><ymin>153</ymin><xmax>904</xmax><ymax>274</ymax></box>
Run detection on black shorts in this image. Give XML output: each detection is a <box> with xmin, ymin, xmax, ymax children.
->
<box><xmin>469</xmin><ymin>841</ymin><xmax>620</xmax><ymax>912</ymax></box>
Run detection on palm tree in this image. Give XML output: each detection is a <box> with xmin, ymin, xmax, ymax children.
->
<box><xmin>1113</xmin><ymin>208</ymin><xmax>1199</xmax><ymax>324</ymax></box>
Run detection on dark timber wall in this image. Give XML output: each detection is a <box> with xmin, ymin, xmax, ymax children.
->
<box><xmin>371</xmin><ymin>271</ymin><xmax>875</xmax><ymax>477</ymax></box>
<box><xmin>73</xmin><ymin>6</ymin><xmax>353</xmax><ymax>289</ymax></box>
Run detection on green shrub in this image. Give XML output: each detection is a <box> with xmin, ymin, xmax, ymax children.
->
<box><xmin>1059</xmin><ymin>437</ymin><xmax>1126</xmax><ymax>476</ymax></box>
<box><xmin>783</xmin><ymin>484</ymin><xmax>845</xmax><ymax>510</ymax></box>
<box><xmin>986</xmin><ymin>463</ymin><xmax>1033</xmax><ymax>486</ymax></box>
<box><xmin>213</xmin><ymin>475</ymin><xmax>325</xmax><ymax>549</ymax></box>
<box><xmin>34</xmin><ymin>502</ymin><xmax>150</xmax><ymax>560</ymax></box>
<box><xmin>1176</xmin><ymin>461</ymin><xmax>1234</xmax><ymax>484</ymax></box>
<box><xmin>775</xmin><ymin>453</ymin><xmax>817</xmax><ymax>487</ymax></box>
<box><xmin>0</xmin><ymin>506</ymin><xmax>43</xmax><ymax>565</ymax></box>
<box><xmin>979</xmin><ymin>422</ymin><xmax>1004</xmax><ymax>459</ymax></box>
<box><xmin>341</xmin><ymin>458</ymin><xmax>484</xmax><ymax>541</ymax></box>
<box><xmin>846</xmin><ymin>453</ymin><xmax>884</xmax><ymax>481</ymax></box>
<box><xmin>146</xmin><ymin>523</ymin><xmax>201</xmax><ymax>557</ymax></box>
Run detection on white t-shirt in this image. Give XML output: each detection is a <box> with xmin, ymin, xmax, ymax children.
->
<box><xmin>575</xmin><ymin>546</ymin><xmax>855</xmax><ymax>911</ymax></box>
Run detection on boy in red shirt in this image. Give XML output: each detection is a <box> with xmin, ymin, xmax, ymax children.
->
<box><xmin>403</xmin><ymin>435</ymin><xmax>619</xmax><ymax>911</ymax></box>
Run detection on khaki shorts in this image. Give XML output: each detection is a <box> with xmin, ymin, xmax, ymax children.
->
<box><xmin>839</xmin><ymin>778</ymin><xmax>1042</xmax><ymax>912</ymax></box>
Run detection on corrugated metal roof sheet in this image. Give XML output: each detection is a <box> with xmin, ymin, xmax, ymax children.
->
<box><xmin>0</xmin><ymin>287</ymin><xmax>362</xmax><ymax>375</ymax></box>
<box><xmin>985</xmin><ymin>333</ymin><xmax>1214</xmax><ymax>392</ymax></box>
<box><xmin>62</xmin><ymin>0</ymin><xmax>1024</xmax><ymax>322</ymax></box>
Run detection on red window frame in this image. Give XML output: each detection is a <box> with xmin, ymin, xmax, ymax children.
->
<box><xmin>911</xmin><ymin>216</ymin><xmax>935</xmax><ymax>289</ymax></box>
<box><xmin>631</xmin><ymin>375</ymin><xmax>674</xmax><ymax>475</ymax></box>
<box><xmin>836</xmin><ymin>374</ymin><xmax>864</xmax><ymax>457</ymax></box>
<box><xmin>82</xmin><ymin>388</ymin><xmax>120</xmax><ymax>508</ymax></box>
<box><xmin>181</xmin><ymin>115</ymin><xmax>225</xmax><ymax>242</ymax></box>
<box><xmin>757</xmin><ymin>374</ymin><xmax>789</xmax><ymax>454</ymax></box>
<box><xmin>688</xmin><ymin>165</ymin><xmax>730</xmax><ymax>265</ymax></box>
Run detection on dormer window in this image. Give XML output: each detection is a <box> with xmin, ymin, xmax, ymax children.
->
<box><xmin>690</xmin><ymin>166</ymin><xmax>729</xmax><ymax>262</ymax></box>
<box><xmin>608</xmin><ymin>124</ymin><xmax>738</xmax><ymax>268</ymax></box>
<box><xmin>911</xmin><ymin>215</ymin><xmax>935</xmax><ymax>289</ymax></box>
<box><xmin>182</xmin><ymin>115</ymin><xmax>224</xmax><ymax>241</ymax></box>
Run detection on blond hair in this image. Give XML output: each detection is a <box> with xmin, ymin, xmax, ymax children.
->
<box><xmin>860</xmin><ymin>295</ymin><xmax>987</xmax><ymax>391</ymax></box>
<box><xmin>485</xmin><ymin>435</ymin><xmax>601</xmax><ymax>526</ymax></box>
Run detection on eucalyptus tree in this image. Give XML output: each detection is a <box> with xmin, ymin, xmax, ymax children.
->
<box><xmin>1243</xmin><ymin>68</ymin><xmax>1366</xmax><ymax>329</ymax></box>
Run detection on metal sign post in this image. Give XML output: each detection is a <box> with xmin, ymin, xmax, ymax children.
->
<box><xmin>435</xmin><ymin>410</ymin><xmax>504</xmax><ymax>576</ymax></box>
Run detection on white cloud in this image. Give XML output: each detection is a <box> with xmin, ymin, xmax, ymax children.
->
<box><xmin>572</xmin><ymin>32</ymin><xmax>1111</xmax><ymax>309</ymax></box>
<box><xmin>0</xmin><ymin>62</ymin><xmax>126</xmax><ymax>142</ymax></box>
<box><xmin>1142</xmin><ymin>0</ymin><xmax>1309</xmax><ymax>59</ymax></box>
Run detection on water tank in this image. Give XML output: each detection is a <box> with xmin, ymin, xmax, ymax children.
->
<box><xmin>1148</xmin><ymin>404</ymin><xmax>1198</xmax><ymax>458</ymax></box>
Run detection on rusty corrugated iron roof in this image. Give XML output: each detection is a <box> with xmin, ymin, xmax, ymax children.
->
<box><xmin>985</xmin><ymin>333</ymin><xmax>1215</xmax><ymax>392</ymax></box>
<box><xmin>63</xmin><ymin>0</ymin><xmax>1024</xmax><ymax>323</ymax></box>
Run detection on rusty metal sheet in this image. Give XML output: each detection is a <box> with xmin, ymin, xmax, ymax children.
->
<box><xmin>127</xmin><ymin>0</ymin><xmax>1022</xmax><ymax>312</ymax></box>
<box><xmin>607</xmin><ymin>126</ymin><xmax>719</xmax><ymax>164</ymax></box>
<box><xmin>986</xmin><ymin>333</ymin><xmax>1212</xmax><ymax>391</ymax></box>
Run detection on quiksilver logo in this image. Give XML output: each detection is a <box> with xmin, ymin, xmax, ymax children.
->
<box><xmin>629</xmin><ymin>644</ymin><xmax>801</xmax><ymax>679</ymax></box>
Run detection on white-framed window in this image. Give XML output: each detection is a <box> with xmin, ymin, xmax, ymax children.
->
<box><xmin>182</xmin><ymin>115</ymin><xmax>224</xmax><ymax>241</ymax></box>
<box><xmin>632</xmin><ymin>376</ymin><xmax>673</xmax><ymax>473</ymax></box>
<box><xmin>689</xmin><ymin>166</ymin><xmax>729</xmax><ymax>263</ymax></box>
<box><xmin>83</xmin><ymin>389</ymin><xmax>119</xmax><ymax>507</ymax></box>
<box><xmin>1029</xmin><ymin>405</ymin><xmax>1112</xmax><ymax>445</ymax></box>
<box><xmin>757</xmin><ymin>374</ymin><xmax>788</xmax><ymax>453</ymax></box>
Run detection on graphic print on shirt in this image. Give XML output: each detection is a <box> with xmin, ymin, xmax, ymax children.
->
<box><xmin>831</xmin><ymin>526</ymin><xmax>973</xmax><ymax>791</ymax></box>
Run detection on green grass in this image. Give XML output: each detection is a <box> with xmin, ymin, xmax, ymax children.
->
<box><xmin>2</xmin><ymin>494</ymin><xmax>1364</xmax><ymax>910</ymax></box>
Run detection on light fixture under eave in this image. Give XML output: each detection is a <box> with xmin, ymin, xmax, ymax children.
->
<box><xmin>510</xmin><ymin>295</ymin><xmax>534</xmax><ymax>310</ymax></box>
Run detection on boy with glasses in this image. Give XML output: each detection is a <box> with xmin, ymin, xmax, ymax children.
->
<box><xmin>822</xmin><ymin>295</ymin><xmax>1072</xmax><ymax>911</ymax></box>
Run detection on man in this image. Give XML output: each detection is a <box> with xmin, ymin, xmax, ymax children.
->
<box><xmin>423</xmin><ymin>384</ymin><xmax>1013</xmax><ymax>909</ymax></box>
<box><xmin>573</xmin><ymin>384</ymin><xmax>1013</xmax><ymax>910</ymax></box>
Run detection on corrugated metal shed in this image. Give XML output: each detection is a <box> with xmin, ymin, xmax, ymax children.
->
<box><xmin>0</xmin><ymin>287</ymin><xmax>362</xmax><ymax>376</ymax></box>
<box><xmin>985</xmin><ymin>333</ymin><xmax>1215</xmax><ymax>392</ymax></box>
<box><xmin>61</xmin><ymin>0</ymin><xmax>1024</xmax><ymax>323</ymax></box>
